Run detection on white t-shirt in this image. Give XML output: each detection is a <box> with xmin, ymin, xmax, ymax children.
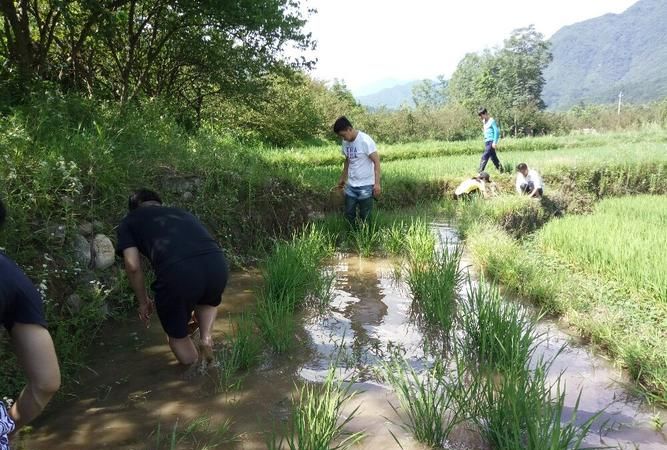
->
<box><xmin>515</xmin><ymin>169</ymin><xmax>543</xmax><ymax>193</ymax></box>
<box><xmin>341</xmin><ymin>131</ymin><xmax>377</xmax><ymax>187</ymax></box>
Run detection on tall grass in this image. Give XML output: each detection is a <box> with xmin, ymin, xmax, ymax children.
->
<box><xmin>215</xmin><ymin>313</ymin><xmax>263</xmax><ymax>392</ymax></box>
<box><xmin>467</xmin><ymin>221</ymin><xmax>667</xmax><ymax>405</ymax></box>
<box><xmin>256</xmin><ymin>225</ymin><xmax>335</xmax><ymax>352</ymax></box>
<box><xmin>269</xmin><ymin>367</ymin><xmax>364</xmax><ymax>450</ymax></box>
<box><xmin>406</xmin><ymin>242</ymin><xmax>464</xmax><ymax>334</ymax></box>
<box><xmin>382</xmin><ymin>353</ymin><xmax>469</xmax><ymax>448</ymax></box>
<box><xmin>472</xmin><ymin>361</ymin><xmax>602</xmax><ymax>450</ymax></box>
<box><xmin>537</xmin><ymin>195</ymin><xmax>667</xmax><ymax>303</ymax></box>
<box><xmin>458</xmin><ymin>279</ymin><xmax>541</xmax><ymax>374</ymax></box>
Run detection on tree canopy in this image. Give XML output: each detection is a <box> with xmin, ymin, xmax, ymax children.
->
<box><xmin>0</xmin><ymin>0</ymin><xmax>314</xmax><ymax>114</ymax></box>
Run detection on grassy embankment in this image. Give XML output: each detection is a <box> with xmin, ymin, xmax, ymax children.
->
<box><xmin>0</xmin><ymin>97</ymin><xmax>319</xmax><ymax>398</ymax></box>
<box><xmin>466</xmin><ymin>196</ymin><xmax>667</xmax><ymax>405</ymax></box>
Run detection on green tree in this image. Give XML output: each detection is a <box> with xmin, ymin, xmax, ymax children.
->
<box><xmin>448</xmin><ymin>25</ymin><xmax>552</xmax><ymax>135</ymax></box>
<box><xmin>412</xmin><ymin>75</ymin><xmax>448</xmax><ymax>108</ymax></box>
<box><xmin>0</xmin><ymin>1</ymin><xmax>314</xmax><ymax>112</ymax></box>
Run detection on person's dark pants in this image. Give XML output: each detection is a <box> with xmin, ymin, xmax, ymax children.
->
<box><xmin>519</xmin><ymin>182</ymin><xmax>543</xmax><ymax>197</ymax></box>
<box><xmin>344</xmin><ymin>184</ymin><xmax>374</xmax><ymax>225</ymax></box>
<box><xmin>479</xmin><ymin>141</ymin><xmax>502</xmax><ymax>172</ymax></box>
<box><xmin>152</xmin><ymin>251</ymin><xmax>228</xmax><ymax>339</ymax></box>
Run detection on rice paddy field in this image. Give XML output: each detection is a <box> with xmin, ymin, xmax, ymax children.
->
<box><xmin>10</xmin><ymin>128</ymin><xmax>667</xmax><ymax>450</ymax></box>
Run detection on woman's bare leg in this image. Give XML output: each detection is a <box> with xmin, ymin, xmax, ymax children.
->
<box><xmin>9</xmin><ymin>323</ymin><xmax>60</xmax><ymax>431</ymax></box>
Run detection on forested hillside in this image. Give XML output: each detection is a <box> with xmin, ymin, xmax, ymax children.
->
<box><xmin>543</xmin><ymin>0</ymin><xmax>667</xmax><ymax>109</ymax></box>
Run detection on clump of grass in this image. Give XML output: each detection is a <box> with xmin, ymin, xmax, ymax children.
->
<box><xmin>458</xmin><ymin>279</ymin><xmax>541</xmax><ymax>374</ymax></box>
<box><xmin>348</xmin><ymin>219</ymin><xmax>382</xmax><ymax>257</ymax></box>
<box><xmin>403</xmin><ymin>219</ymin><xmax>437</xmax><ymax>263</ymax></box>
<box><xmin>269</xmin><ymin>367</ymin><xmax>364</xmax><ymax>450</ymax></box>
<box><xmin>380</xmin><ymin>220</ymin><xmax>407</xmax><ymax>255</ymax></box>
<box><xmin>256</xmin><ymin>225</ymin><xmax>335</xmax><ymax>352</ymax></box>
<box><xmin>215</xmin><ymin>313</ymin><xmax>263</xmax><ymax>392</ymax></box>
<box><xmin>405</xmin><ymin>242</ymin><xmax>464</xmax><ymax>334</ymax></box>
<box><xmin>151</xmin><ymin>415</ymin><xmax>238</xmax><ymax>449</ymax></box>
<box><xmin>472</xmin><ymin>361</ymin><xmax>601</xmax><ymax>450</ymax></box>
<box><xmin>382</xmin><ymin>352</ymin><xmax>469</xmax><ymax>448</ymax></box>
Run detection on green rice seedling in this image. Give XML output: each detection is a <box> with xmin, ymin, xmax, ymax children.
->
<box><xmin>381</xmin><ymin>220</ymin><xmax>407</xmax><ymax>255</ymax></box>
<box><xmin>256</xmin><ymin>225</ymin><xmax>337</xmax><ymax>352</ymax></box>
<box><xmin>150</xmin><ymin>415</ymin><xmax>238</xmax><ymax>449</ymax></box>
<box><xmin>215</xmin><ymin>314</ymin><xmax>263</xmax><ymax>392</ymax></box>
<box><xmin>348</xmin><ymin>218</ymin><xmax>383</xmax><ymax>257</ymax></box>
<box><xmin>537</xmin><ymin>195</ymin><xmax>667</xmax><ymax>303</ymax></box>
<box><xmin>255</xmin><ymin>291</ymin><xmax>296</xmax><ymax>354</ymax></box>
<box><xmin>406</xmin><ymin>242</ymin><xmax>464</xmax><ymax>334</ymax></box>
<box><xmin>314</xmin><ymin>214</ymin><xmax>349</xmax><ymax>246</ymax></box>
<box><xmin>270</xmin><ymin>367</ymin><xmax>364</xmax><ymax>450</ymax></box>
<box><xmin>472</xmin><ymin>360</ymin><xmax>603</xmax><ymax>450</ymax></box>
<box><xmin>459</xmin><ymin>279</ymin><xmax>541</xmax><ymax>374</ymax></box>
<box><xmin>403</xmin><ymin>219</ymin><xmax>437</xmax><ymax>264</ymax></box>
<box><xmin>382</xmin><ymin>352</ymin><xmax>469</xmax><ymax>448</ymax></box>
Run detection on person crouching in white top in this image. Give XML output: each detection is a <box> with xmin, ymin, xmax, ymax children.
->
<box><xmin>515</xmin><ymin>163</ymin><xmax>543</xmax><ymax>198</ymax></box>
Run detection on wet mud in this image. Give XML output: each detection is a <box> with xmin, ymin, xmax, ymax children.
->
<box><xmin>17</xmin><ymin>226</ymin><xmax>667</xmax><ymax>450</ymax></box>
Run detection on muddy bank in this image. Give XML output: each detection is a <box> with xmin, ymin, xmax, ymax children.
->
<box><xmin>17</xmin><ymin>226</ymin><xmax>667</xmax><ymax>450</ymax></box>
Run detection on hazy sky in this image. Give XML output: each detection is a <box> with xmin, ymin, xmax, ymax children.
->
<box><xmin>301</xmin><ymin>0</ymin><xmax>638</xmax><ymax>95</ymax></box>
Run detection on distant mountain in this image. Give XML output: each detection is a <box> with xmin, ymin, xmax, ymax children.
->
<box><xmin>543</xmin><ymin>0</ymin><xmax>667</xmax><ymax>109</ymax></box>
<box><xmin>356</xmin><ymin>81</ymin><xmax>419</xmax><ymax>109</ymax></box>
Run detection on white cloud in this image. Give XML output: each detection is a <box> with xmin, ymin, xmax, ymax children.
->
<box><xmin>302</xmin><ymin>0</ymin><xmax>638</xmax><ymax>94</ymax></box>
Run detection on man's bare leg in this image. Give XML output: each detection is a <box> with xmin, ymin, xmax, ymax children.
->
<box><xmin>9</xmin><ymin>323</ymin><xmax>60</xmax><ymax>432</ymax></box>
<box><xmin>167</xmin><ymin>336</ymin><xmax>198</xmax><ymax>365</ymax></box>
<box><xmin>194</xmin><ymin>304</ymin><xmax>218</xmax><ymax>364</ymax></box>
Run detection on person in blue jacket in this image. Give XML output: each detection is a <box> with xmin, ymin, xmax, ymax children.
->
<box><xmin>478</xmin><ymin>107</ymin><xmax>503</xmax><ymax>173</ymax></box>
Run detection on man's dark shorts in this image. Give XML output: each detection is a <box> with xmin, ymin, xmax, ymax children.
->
<box><xmin>152</xmin><ymin>252</ymin><xmax>228</xmax><ymax>339</ymax></box>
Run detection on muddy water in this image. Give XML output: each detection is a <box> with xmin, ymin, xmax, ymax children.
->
<box><xmin>434</xmin><ymin>224</ymin><xmax>667</xmax><ymax>450</ymax></box>
<box><xmin>18</xmin><ymin>226</ymin><xmax>667</xmax><ymax>450</ymax></box>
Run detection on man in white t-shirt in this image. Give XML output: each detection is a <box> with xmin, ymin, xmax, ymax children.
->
<box><xmin>334</xmin><ymin>116</ymin><xmax>382</xmax><ymax>224</ymax></box>
<box><xmin>515</xmin><ymin>163</ymin><xmax>543</xmax><ymax>198</ymax></box>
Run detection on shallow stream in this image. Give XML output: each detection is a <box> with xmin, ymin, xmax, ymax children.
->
<box><xmin>19</xmin><ymin>225</ymin><xmax>667</xmax><ymax>450</ymax></box>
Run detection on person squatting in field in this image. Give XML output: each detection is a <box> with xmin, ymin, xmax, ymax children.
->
<box><xmin>0</xmin><ymin>198</ymin><xmax>61</xmax><ymax>450</ymax></box>
<box><xmin>478</xmin><ymin>107</ymin><xmax>503</xmax><ymax>173</ymax></box>
<box><xmin>453</xmin><ymin>172</ymin><xmax>500</xmax><ymax>200</ymax></box>
<box><xmin>515</xmin><ymin>163</ymin><xmax>544</xmax><ymax>198</ymax></box>
<box><xmin>116</xmin><ymin>189</ymin><xmax>229</xmax><ymax>366</ymax></box>
<box><xmin>334</xmin><ymin>116</ymin><xmax>382</xmax><ymax>225</ymax></box>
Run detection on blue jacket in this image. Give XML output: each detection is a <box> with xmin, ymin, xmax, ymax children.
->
<box><xmin>483</xmin><ymin>118</ymin><xmax>500</xmax><ymax>144</ymax></box>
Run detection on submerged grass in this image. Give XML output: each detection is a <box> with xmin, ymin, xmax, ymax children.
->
<box><xmin>256</xmin><ymin>225</ymin><xmax>335</xmax><ymax>353</ymax></box>
<box><xmin>459</xmin><ymin>279</ymin><xmax>541</xmax><ymax>374</ymax></box>
<box><xmin>269</xmin><ymin>367</ymin><xmax>364</xmax><ymax>450</ymax></box>
<box><xmin>406</xmin><ymin>242</ymin><xmax>464</xmax><ymax>334</ymax></box>
<box><xmin>382</xmin><ymin>353</ymin><xmax>469</xmax><ymax>448</ymax></box>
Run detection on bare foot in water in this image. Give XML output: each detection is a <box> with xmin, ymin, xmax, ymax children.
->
<box><xmin>199</xmin><ymin>341</ymin><xmax>214</xmax><ymax>366</ymax></box>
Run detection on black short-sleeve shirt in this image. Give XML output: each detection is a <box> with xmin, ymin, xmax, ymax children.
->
<box><xmin>116</xmin><ymin>206</ymin><xmax>222</xmax><ymax>276</ymax></box>
<box><xmin>0</xmin><ymin>253</ymin><xmax>47</xmax><ymax>331</ymax></box>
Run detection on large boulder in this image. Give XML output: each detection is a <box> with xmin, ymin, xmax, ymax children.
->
<box><xmin>92</xmin><ymin>234</ymin><xmax>115</xmax><ymax>270</ymax></box>
<box><xmin>73</xmin><ymin>234</ymin><xmax>115</xmax><ymax>269</ymax></box>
